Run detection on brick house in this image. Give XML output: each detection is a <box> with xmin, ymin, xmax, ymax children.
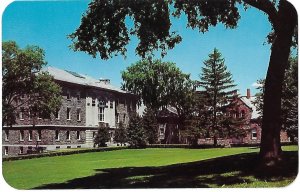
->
<box><xmin>2</xmin><ymin>67</ymin><xmax>137</xmax><ymax>156</ymax></box>
<box><xmin>158</xmin><ymin>89</ymin><xmax>290</xmax><ymax>145</ymax></box>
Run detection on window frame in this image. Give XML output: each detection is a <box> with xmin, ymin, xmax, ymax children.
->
<box><xmin>4</xmin><ymin>147</ymin><xmax>8</xmax><ymax>156</ymax></box>
<box><xmin>77</xmin><ymin>108</ymin><xmax>81</xmax><ymax>121</ymax></box>
<box><xmin>76</xmin><ymin>131</ymin><xmax>81</xmax><ymax>140</ymax></box>
<box><xmin>55</xmin><ymin>130</ymin><xmax>60</xmax><ymax>141</ymax></box>
<box><xmin>37</xmin><ymin>130</ymin><xmax>42</xmax><ymax>141</ymax></box>
<box><xmin>20</xmin><ymin>130</ymin><xmax>24</xmax><ymax>141</ymax></box>
<box><xmin>251</xmin><ymin>129</ymin><xmax>257</xmax><ymax>140</ymax></box>
<box><xmin>5</xmin><ymin>130</ymin><xmax>9</xmax><ymax>141</ymax></box>
<box><xmin>66</xmin><ymin>131</ymin><xmax>71</xmax><ymax>140</ymax></box>
<box><xmin>28</xmin><ymin>130</ymin><xmax>33</xmax><ymax>141</ymax></box>
<box><xmin>19</xmin><ymin>107</ymin><xmax>24</xmax><ymax>120</ymax></box>
<box><xmin>67</xmin><ymin>107</ymin><xmax>71</xmax><ymax>120</ymax></box>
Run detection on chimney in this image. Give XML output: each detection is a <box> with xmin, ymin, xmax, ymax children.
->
<box><xmin>99</xmin><ymin>78</ymin><xmax>110</xmax><ymax>85</ymax></box>
<box><xmin>246</xmin><ymin>88</ymin><xmax>251</xmax><ymax>99</ymax></box>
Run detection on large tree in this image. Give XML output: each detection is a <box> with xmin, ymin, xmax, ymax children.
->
<box><xmin>121</xmin><ymin>59</ymin><xmax>196</xmax><ymax>115</ymax></box>
<box><xmin>199</xmin><ymin>48</ymin><xmax>243</xmax><ymax>146</ymax></box>
<box><xmin>253</xmin><ymin>56</ymin><xmax>298</xmax><ymax>141</ymax></box>
<box><xmin>2</xmin><ymin>41</ymin><xmax>62</xmax><ymax>126</ymax></box>
<box><xmin>70</xmin><ymin>0</ymin><xmax>297</xmax><ymax>166</ymax></box>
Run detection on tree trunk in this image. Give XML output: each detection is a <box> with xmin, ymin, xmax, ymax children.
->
<box><xmin>259</xmin><ymin>0</ymin><xmax>297</xmax><ymax>167</ymax></box>
<box><xmin>213</xmin><ymin>135</ymin><xmax>218</xmax><ymax>147</ymax></box>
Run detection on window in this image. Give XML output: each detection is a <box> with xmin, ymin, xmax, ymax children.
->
<box><xmin>20</xmin><ymin>130</ymin><xmax>24</xmax><ymax>141</ymax></box>
<box><xmin>98</xmin><ymin>107</ymin><xmax>105</xmax><ymax>122</ymax></box>
<box><xmin>98</xmin><ymin>100</ymin><xmax>105</xmax><ymax>122</ymax></box>
<box><xmin>66</xmin><ymin>131</ymin><xmax>70</xmax><ymax>140</ymax></box>
<box><xmin>92</xmin><ymin>98</ymin><xmax>96</xmax><ymax>106</ymax></box>
<box><xmin>19</xmin><ymin>147</ymin><xmax>24</xmax><ymax>154</ymax></box>
<box><xmin>4</xmin><ymin>147</ymin><xmax>8</xmax><ymax>156</ymax></box>
<box><xmin>28</xmin><ymin>130</ymin><xmax>33</xmax><ymax>141</ymax></box>
<box><xmin>77</xmin><ymin>108</ymin><xmax>81</xmax><ymax>121</ymax></box>
<box><xmin>93</xmin><ymin>131</ymin><xmax>96</xmax><ymax>138</ymax></box>
<box><xmin>28</xmin><ymin>110</ymin><xmax>31</xmax><ymax>120</ymax></box>
<box><xmin>5</xmin><ymin>130</ymin><xmax>9</xmax><ymax>141</ymax></box>
<box><xmin>116</xmin><ymin>113</ymin><xmax>119</xmax><ymax>123</ymax></box>
<box><xmin>123</xmin><ymin>114</ymin><xmax>126</xmax><ymax>122</ymax></box>
<box><xmin>251</xmin><ymin>129</ymin><xmax>257</xmax><ymax>140</ymax></box>
<box><xmin>55</xmin><ymin>130</ymin><xmax>60</xmax><ymax>141</ymax></box>
<box><xmin>241</xmin><ymin>110</ymin><xmax>245</xmax><ymax>117</ymax></box>
<box><xmin>19</xmin><ymin>107</ymin><xmax>24</xmax><ymax>120</ymax></box>
<box><xmin>67</xmin><ymin>107</ymin><xmax>71</xmax><ymax>120</ymax></box>
<box><xmin>76</xmin><ymin>131</ymin><xmax>81</xmax><ymax>140</ymax></box>
<box><xmin>110</xmin><ymin>101</ymin><xmax>113</xmax><ymax>108</ymax></box>
<box><xmin>67</xmin><ymin>91</ymin><xmax>71</xmax><ymax>100</ymax></box>
<box><xmin>159</xmin><ymin>124</ymin><xmax>165</xmax><ymax>136</ymax></box>
<box><xmin>38</xmin><ymin>112</ymin><xmax>42</xmax><ymax>119</ymax></box>
<box><xmin>55</xmin><ymin>109</ymin><xmax>60</xmax><ymax>119</ymax></box>
<box><xmin>77</xmin><ymin>92</ymin><xmax>81</xmax><ymax>102</ymax></box>
<box><xmin>37</xmin><ymin>130</ymin><xmax>42</xmax><ymax>141</ymax></box>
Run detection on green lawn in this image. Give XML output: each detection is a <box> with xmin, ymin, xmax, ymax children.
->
<box><xmin>2</xmin><ymin>145</ymin><xmax>298</xmax><ymax>189</ymax></box>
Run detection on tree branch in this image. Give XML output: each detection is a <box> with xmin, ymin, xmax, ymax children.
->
<box><xmin>242</xmin><ymin>0</ymin><xmax>279</xmax><ymax>31</ymax></box>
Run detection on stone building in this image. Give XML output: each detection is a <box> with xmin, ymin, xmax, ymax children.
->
<box><xmin>2</xmin><ymin>67</ymin><xmax>137</xmax><ymax>156</ymax></box>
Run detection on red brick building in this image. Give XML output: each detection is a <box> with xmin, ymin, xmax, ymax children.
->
<box><xmin>158</xmin><ymin>89</ymin><xmax>290</xmax><ymax>145</ymax></box>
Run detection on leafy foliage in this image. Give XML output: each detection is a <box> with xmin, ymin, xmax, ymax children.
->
<box><xmin>142</xmin><ymin>107</ymin><xmax>159</xmax><ymax>144</ymax></box>
<box><xmin>122</xmin><ymin>59</ymin><xmax>196</xmax><ymax>114</ymax></box>
<box><xmin>127</xmin><ymin>113</ymin><xmax>147</xmax><ymax>148</ymax></box>
<box><xmin>2</xmin><ymin>41</ymin><xmax>62</xmax><ymax>125</ymax></box>
<box><xmin>69</xmin><ymin>0</ymin><xmax>244</xmax><ymax>59</ymax></box>
<box><xmin>114</xmin><ymin>122</ymin><xmax>128</xmax><ymax>146</ymax></box>
<box><xmin>94</xmin><ymin>124</ymin><xmax>110</xmax><ymax>147</ymax></box>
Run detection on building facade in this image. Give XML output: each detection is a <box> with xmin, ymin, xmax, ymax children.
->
<box><xmin>2</xmin><ymin>67</ymin><xmax>137</xmax><ymax>156</ymax></box>
<box><xmin>158</xmin><ymin>89</ymin><xmax>290</xmax><ymax>145</ymax></box>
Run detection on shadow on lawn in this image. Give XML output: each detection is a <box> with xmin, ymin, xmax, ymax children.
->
<box><xmin>34</xmin><ymin>151</ymin><xmax>298</xmax><ymax>189</ymax></box>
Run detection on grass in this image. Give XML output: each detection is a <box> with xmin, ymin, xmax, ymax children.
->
<box><xmin>2</xmin><ymin>145</ymin><xmax>298</xmax><ymax>189</ymax></box>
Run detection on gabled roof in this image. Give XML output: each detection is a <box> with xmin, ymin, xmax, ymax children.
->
<box><xmin>240</xmin><ymin>96</ymin><xmax>260</xmax><ymax>119</ymax></box>
<box><xmin>41</xmin><ymin>66</ymin><xmax>128</xmax><ymax>94</ymax></box>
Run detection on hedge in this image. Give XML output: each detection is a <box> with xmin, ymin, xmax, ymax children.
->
<box><xmin>3</xmin><ymin>146</ymin><xmax>128</xmax><ymax>162</ymax></box>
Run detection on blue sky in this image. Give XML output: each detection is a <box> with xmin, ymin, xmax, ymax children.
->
<box><xmin>2</xmin><ymin>0</ymin><xmax>274</xmax><ymax>95</ymax></box>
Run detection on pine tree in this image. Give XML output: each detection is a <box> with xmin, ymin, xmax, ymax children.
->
<box><xmin>199</xmin><ymin>48</ymin><xmax>238</xmax><ymax>146</ymax></box>
<box><xmin>142</xmin><ymin>107</ymin><xmax>159</xmax><ymax>144</ymax></box>
<box><xmin>127</xmin><ymin>113</ymin><xmax>147</xmax><ymax>148</ymax></box>
<box><xmin>114</xmin><ymin>122</ymin><xmax>128</xmax><ymax>146</ymax></box>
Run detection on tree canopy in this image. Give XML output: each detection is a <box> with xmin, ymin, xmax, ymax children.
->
<box><xmin>2</xmin><ymin>41</ymin><xmax>62</xmax><ymax>125</ymax></box>
<box><xmin>70</xmin><ymin>0</ymin><xmax>297</xmax><ymax>166</ymax></box>
<box><xmin>121</xmin><ymin>59</ymin><xmax>196</xmax><ymax>114</ymax></box>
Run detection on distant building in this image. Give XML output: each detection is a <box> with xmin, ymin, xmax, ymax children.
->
<box><xmin>158</xmin><ymin>89</ymin><xmax>290</xmax><ymax>145</ymax></box>
<box><xmin>2</xmin><ymin>67</ymin><xmax>137</xmax><ymax>156</ymax></box>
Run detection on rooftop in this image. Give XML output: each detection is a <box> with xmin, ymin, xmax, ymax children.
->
<box><xmin>41</xmin><ymin>66</ymin><xmax>128</xmax><ymax>94</ymax></box>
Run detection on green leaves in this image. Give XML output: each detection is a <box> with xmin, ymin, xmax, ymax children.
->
<box><xmin>2</xmin><ymin>41</ymin><xmax>62</xmax><ymax>125</ymax></box>
<box><xmin>121</xmin><ymin>59</ymin><xmax>195</xmax><ymax>114</ymax></box>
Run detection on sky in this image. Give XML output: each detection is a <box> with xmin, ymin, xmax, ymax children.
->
<box><xmin>2</xmin><ymin>0</ymin><xmax>275</xmax><ymax>96</ymax></box>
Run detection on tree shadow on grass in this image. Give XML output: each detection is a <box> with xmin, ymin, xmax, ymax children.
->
<box><xmin>34</xmin><ymin>151</ymin><xmax>298</xmax><ymax>189</ymax></box>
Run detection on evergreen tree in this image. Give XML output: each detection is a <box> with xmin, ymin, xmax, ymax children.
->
<box><xmin>114</xmin><ymin>122</ymin><xmax>128</xmax><ymax>146</ymax></box>
<box><xmin>127</xmin><ymin>113</ymin><xmax>147</xmax><ymax>148</ymax></box>
<box><xmin>199</xmin><ymin>48</ymin><xmax>238</xmax><ymax>146</ymax></box>
<box><xmin>142</xmin><ymin>107</ymin><xmax>159</xmax><ymax>144</ymax></box>
<box><xmin>94</xmin><ymin>124</ymin><xmax>110</xmax><ymax>147</ymax></box>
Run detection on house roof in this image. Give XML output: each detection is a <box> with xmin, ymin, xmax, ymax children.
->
<box><xmin>41</xmin><ymin>66</ymin><xmax>129</xmax><ymax>94</ymax></box>
<box><xmin>240</xmin><ymin>96</ymin><xmax>260</xmax><ymax>119</ymax></box>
